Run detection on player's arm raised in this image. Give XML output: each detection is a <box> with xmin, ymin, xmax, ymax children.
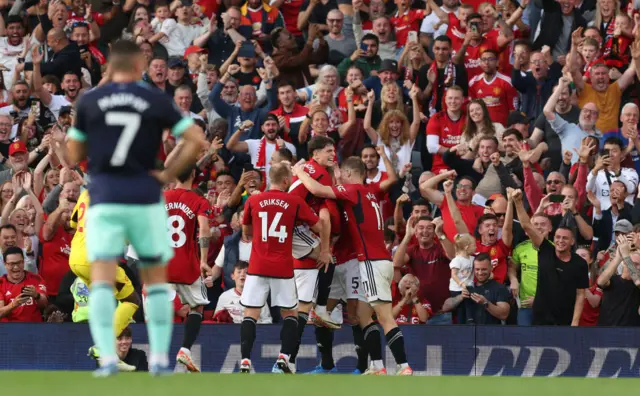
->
<box><xmin>291</xmin><ymin>163</ymin><xmax>336</xmax><ymax>199</ymax></box>
<box><xmin>511</xmin><ymin>188</ymin><xmax>544</xmax><ymax>248</ymax></box>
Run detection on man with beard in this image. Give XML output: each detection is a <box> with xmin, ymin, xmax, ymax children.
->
<box><xmin>0</xmin><ymin>141</ymin><xmax>30</xmax><ymax>184</ymax></box>
<box><xmin>512</xmin><ymin>50</ymin><xmax>563</xmax><ymax>122</ymax></box>
<box><xmin>468</xmin><ymin>49</ymin><xmax>518</xmax><ymax>126</ymax></box>
<box><xmin>531</xmin><ymin>78</ymin><xmax>580</xmax><ymax>171</ymax></box>
<box><xmin>571</xmin><ymin>28</ymin><xmax>640</xmax><ymax>133</ymax></box>
<box><xmin>512</xmin><ymin>188</ymin><xmax>589</xmax><ymax>326</ymax></box>
<box><xmin>0</xmin><ymin>80</ymin><xmax>55</xmax><ymax>128</ymax></box>
<box><xmin>420</xmin><ymin>170</ymin><xmax>485</xmax><ymax>241</ymax></box>
<box><xmin>270</xmin><ymin>81</ymin><xmax>309</xmax><ymax>155</ymax></box>
<box><xmin>418</xmin><ymin>35</ymin><xmax>467</xmax><ymax>116</ymax></box>
<box><xmin>394</xmin><ymin>216</ymin><xmax>454</xmax><ymax>324</ymax></box>
<box><xmin>271</xmin><ymin>24</ymin><xmax>328</xmax><ymax>89</ymax></box>
<box><xmin>33</xmin><ymin>44</ymin><xmax>82</xmax><ymax>119</ymax></box>
<box><xmin>226</xmin><ymin>115</ymin><xmax>297</xmax><ymax>187</ymax></box>
<box><xmin>544</xmin><ymin>76</ymin><xmax>601</xmax><ymax>163</ymax></box>
<box><xmin>445</xmin><ymin>179</ymin><xmax>514</xmax><ymax>285</ymax></box>
<box><xmin>0</xmin><ymin>16</ymin><xmax>27</xmax><ymax>90</ymax></box>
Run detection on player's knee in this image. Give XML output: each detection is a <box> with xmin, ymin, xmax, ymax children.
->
<box><xmin>280</xmin><ymin>308</ymin><xmax>297</xmax><ymax>318</ymax></box>
<box><xmin>191</xmin><ymin>305</ymin><xmax>204</xmax><ymax>314</ymax></box>
<box><xmin>243</xmin><ymin>307</ymin><xmax>261</xmax><ymax>320</ymax></box>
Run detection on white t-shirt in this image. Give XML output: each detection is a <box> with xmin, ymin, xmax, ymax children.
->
<box><xmin>419</xmin><ymin>7</ymin><xmax>456</xmax><ymax>39</ymax></box>
<box><xmin>0</xmin><ymin>37</ymin><xmax>25</xmax><ymax>90</ymax></box>
<box><xmin>214</xmin><ymin>239</ymin><xmax>252</xmax><ymax>268</ymax></box>
<box><xmin>246</xmin><ymin>139</ymin><xmax>297</xmax><ymax>184</ymax></box>
<box><xmin>377</xmin><ymin>136</ymin><xmax>415</xmax><ymax>174</ymax></box>
<box><xmin>162</xmin><ymin>19</ymin><xmax>206</xmax><ymax>57</ymax></box>
<box><xmin>449</xmin><ymin>255</ymin><xmax>474</xmax><ymax>291</ymax></box>
<box><xmin>215</xmin><ymin>288</ymin><xmax>272</xmax><ymax>323</ymax></box>
<box><xmin>45</xmin><ymin>95</ymin><xmax>71</xmax><ymax>119</ymax></box>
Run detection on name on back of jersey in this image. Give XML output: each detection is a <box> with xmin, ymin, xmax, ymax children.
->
<box><xmin>259</xmin><ymin>198</ymin><xmax>290</xmax><ymax>210</ymax></box>
<box><xmin>97</xmin><ymin>93</ymin><xmax>151</xmax><ymax>112</ymax></box>
<box><xmin>166</xmin><ymin>201</ymin><xmax>195</xmax><ymax>219</ymax></box>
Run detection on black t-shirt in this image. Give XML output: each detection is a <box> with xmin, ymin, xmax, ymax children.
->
<box><xmin>598</xmin><ymin>275</ymin><xmax>640</xmax><ymax>327</ymax></box>
<box><xmin>469</xmin><ymin>279</ymin><xmax>511</xmax><ymax>325</ymax></box>
<box><xmin>124</xmin><ymin>348</ymin><xmax>148</xmax><ymax>371</ymax></box>
<box><xmin>234</xmin><ymin>70</ymin><xmax>262</xmax><ymax>89</ymax></box>
<box><xmin>532</xmin><ymin>239</ymin><xmax>590</xmax><ymax>325</ymax></box>
<box><xmin>417</xmin><ymin>63</ymin><xmax>468</xmax><ymax>114</ymax></box>
<box><xmin>300</xmin><ymin>0</ymin><xmax>339</xmax><ymax>26</ymax></box>
<box><xmin>534</xmin><ymin>105</ymin><xmax>580</xmax><ymax>171</ymax></box>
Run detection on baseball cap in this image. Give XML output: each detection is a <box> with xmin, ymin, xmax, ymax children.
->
<box><xmin>614</xmin><ymin>219</ymin><xmax>634</xmax><ymax>234</ymax></box>
<box><xmin>184</xmin><ymin>45</ymin><xmax>206</xmax><ymax>58</ymax></box>
<box><xmin>167</xmin><ymin>56</ymin><xmax>186</xmax><ymax>69</ymax></box>
<box><xmin>237</xmin><ymin>42</ymin><xmax>256</xmax><ymax>59</ymax></box>
<box><xmin>59</xmin><ymin>105</ymin><xmax>73</xmax><ymax>116</ymax></box>
<box><xmin>485</xmin><ymin>193</ymin><xmax>504</xmax><ymax>206</ymax></box>
<box><xmin>264</xmin><ymin>113</ymin><xmax>279</xmax><ymax>124</ymax></box>
<box><xmin>507</xmin><ymin>111</ymin><xmax>532</xmax><ymax>127</ymax></box>
<box><xmin>379</xmin><ymin>59</ymin><xmax>398</xmax><ymax>73</ymax></box>
<box><xmin>9</xmin><ymin>140</ymin><xmax>27</xmax><ymax>156</ymax></box>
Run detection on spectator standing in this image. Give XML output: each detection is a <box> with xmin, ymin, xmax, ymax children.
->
<box><xmin>195</xmin><ymin>8</ymin><xmax>251</xmax><ymax>67</ymax></box>
<box><xmin>337</xmin><ymin>33</ymin><xmax>381</xmax><ymax>79</ymax></box>
<box><xmin>0</xmin><ymin>246</ymin><xmax>47</xmax><ymax>322</ymax></box>
<box><xmin>0</xmin><ymin>16</ymin><xmax>27</xmax><ymax>90</ymax></box>
<box><xmin>22</xmin><ymin>28</ymin><xmax>83</xmax><ymax>81</ymax></box>
<box><xmin>425</xmin><ymin>86</ymin><xmax>466</xmax><ymax>174</ymax></box>
<box><xmin>513</xmin><ymin>188</ymin><xmax>589</xmax><ymax>326</ymax></box>
<box><xmin>324</xmin><ymin>9</ymin><xmax>356</xmax><ymax>65</ymax></box>
<box><xmin>394</xmin><ymin>216</ymin><xmax>455</xmax><ymax>324</ymax></box>
<box><xmin>270</xmin><ymin>81</ymin><xmax>309</xmax><ymax>150</ymax></box>
<box><xmin>271</xmin><ymin>24</ymin><xmax>329</xmax><ymax>89</ymax></box>
<box><xmin>533</xmin><ymin>0</ymin><xmax>587</xmax><ymax>58</ymax></box>
<box><xmin>239</xmin><ymin>0</ymin><xmax>284</xmax><ymax>53</ymax></box>
<box><xmin>511</xmin><ymin>49</ymin><xmax>562</xmax><ymax>122</ymax></box>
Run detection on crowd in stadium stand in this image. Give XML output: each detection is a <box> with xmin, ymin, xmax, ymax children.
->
<box><xmin>2</xmin><ymin>0</ymin><xmax>640</xmax><ymax>337</ymax></box>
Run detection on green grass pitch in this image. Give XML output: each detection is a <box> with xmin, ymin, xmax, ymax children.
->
<box><xmin>1</xmin><ymin>372</ymin><xmax>639</xmax><ymax>396</ymax></box>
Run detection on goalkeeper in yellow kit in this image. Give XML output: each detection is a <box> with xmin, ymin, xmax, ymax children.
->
<box><xmin>69</xmin><ymin>189</ymin><xmax>142</xmax><ymax>372</ymax></box>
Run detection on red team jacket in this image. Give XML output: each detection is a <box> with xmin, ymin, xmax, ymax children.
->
<box><xmin>243</xmin><ymin>190</ymin><xmax>319</xmax><ymax>278</ymax></box>
<box><xmin>0</xmin><ymin>273</ymin><xmax>47</xmax><ymax>322</ymax></box>
<box><xmin>164</xmin><ymin>188</ymin><xmax>210</xmax><ymax>285</ymax></box>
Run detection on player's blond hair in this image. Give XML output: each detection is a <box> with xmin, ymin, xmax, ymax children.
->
<box><xmin>269</xmin><ymin>161</ymin><xmax>292</xmax><ymax>186</ymax></box>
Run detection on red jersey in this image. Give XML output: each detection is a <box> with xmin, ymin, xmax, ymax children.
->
<box><xmin>390</xmin><ymin>9</ymin><xmax>426</xmax><ymax>48</ymax></box>
<box><xmin>279</xmin><ymin>0</ymin><xmax>304</xmax><ymax>36</ymax></box>
<box><xmin>454</xmin><ymin>36</ymin><xmax>499</xmax><ymax>80</ymax></box>
<box><xmin>68</xmin><ymin>11</ymin><xmax>105</xmax><ymax>26</ymax></box>
<box><xmin>0</xmin><ymin>273</ymin><xmax>46</xmax><ymax>322</ymax></box>
<box><xmin>462</xmin><ymin>0</ymin><xmax>495</xmax><ymax>10</ymax></box>
<box><xmin>475</xmin><ymin>238</ymin><xmax>511</xmax><ymax>284</ymax></box>
<box><xmin>337</xmin><ymin>89</ymin><xmax>365</xmax><ymax>122</ymax></box>
<box><xmin>579</xmin><ymin>283</ymin><xmax>601</xmax><ymax>326</ymax></box>
<box><xmin>426</xmin><ymin>110</ymin><xmax>466</xmax><ymax>174</ymax></box>
<box><xmin>289</xmin><ymin>159</ymin><xmax>333</xmax><ymax>214</ymax></box>
<box><xmin>164</xmin><ymin>188</ymin><xmax>210</xmax><ymax>284</ymax></box>
<box><xmin>447</xmin><ymin>13</ymin><xmax>466</xmax><ymax>51</ymax></box>
<box><xmin>366</xmin><ymin>170</ymin><xmax>394</xmax><ymax>222</ymax></box>
<box><xmin>468</xmin><ymin>73</ymin><xmax>519</xmax><ymax>126</ymax></box>
<box><xmin>403</xmin><ymin>243</ymin><xmax>451</xmax><ymax>313</ymax></box>
<box><xmin>331</xmin><ymin>183</ymin><xmax>390</xmax><ymax>261</ymax></box>
<box><xmin>326</xmin><ymin>200</ymin><xmax>357</xmax><ymax>265</ymax></box>
<box><xmin>243</xmin><ymin>190</ymin><xmax>319</xmax><ymax>278</ymax></box>
<box><xmin>391</xmin><ymin>281</ymin><xmax>432</xmax><ymax>324</ymax></box>
<box><xmin>440</xmin><ymin>198</ymin><xmax>484</xmax><ymax>242</ymax></box>
<box><xmin>39</xmin><ymin>226</ymin><xmax>72</xmax><ymax>296</ymax></box>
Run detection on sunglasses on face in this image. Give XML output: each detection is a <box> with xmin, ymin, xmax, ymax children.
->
<box><xmin>546</xmin><ymin>180</ymin><xmax>562</xmax><ymax>185</ymax></box>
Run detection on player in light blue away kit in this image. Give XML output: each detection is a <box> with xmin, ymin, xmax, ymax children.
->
<box><xmin>65</xmin><ymin>40</ymin><xmax>207</xmax><ymax>377</ymax></box>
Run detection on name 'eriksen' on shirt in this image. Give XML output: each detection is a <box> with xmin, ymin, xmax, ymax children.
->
<box><xmin>165</xmin><ymin>202</ymin><xmax>195</xmax><ymax>219</ymax></box>
<box><xmin>97</xmin><ymin>93</ymin><xmax>150</xmax><ymax>112</ymax></box>
<box><xmin>259</xmin><ymin>199</ymin><xmax>289</xmax><ymax>210</ymax></box>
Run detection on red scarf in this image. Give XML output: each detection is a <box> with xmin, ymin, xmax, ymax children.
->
<box><xmin>428</xmin><ymin>61</ymin><xmax>456</xmax><ymax>117</ymax></box>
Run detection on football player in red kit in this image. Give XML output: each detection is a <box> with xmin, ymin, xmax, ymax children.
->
<box><xmin>288</xmin><ymin>136</ymin><xmax>336</xmax><ymax>328</ymax></box>
<box><xmin>239</xmin><ymin>162</ymin><xmax>325</xmax><ymax>374</ymax></box>
<box><xmin>164</xmin><ymin>167</ymin><xmax>212</xmax><ymax>373</ymax></box>
<box><xmin>292</xmin><ymin>157</ymin><xmax>413</xmax><ymax>376</ymax></box>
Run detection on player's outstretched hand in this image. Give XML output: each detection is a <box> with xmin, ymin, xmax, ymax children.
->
<box><xmin>316</xmin><ymin>250</ymin><xmax>332</xmax><ymax>272</ymax></box>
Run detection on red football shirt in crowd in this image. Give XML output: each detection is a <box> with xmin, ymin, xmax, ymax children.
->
<box><xmin>579</xmin><ymin>283</ymin><xmax>601</xmax><ymax>326</ymax></box>
<box><xmin>391</xmin><ymin>281</ymin><xmax>432</xmax><ymax>324</ymax></box>
<box><xmin>242</xmin><ymin>190</ymin><xmax>319</xmax><ymax>278</ymax></box>
<box><xmin>454</xmin><ymin>36</ymin><xmax>499</xmax><ymax>81</ymax></box>
<box><xmin>440</xmin><ymin>198</ymin><xmax>484</xmax><ymax>241</ymax></box>
<box><xmin>331</xmin><ymin>183</ymin><xmax>391</xmax><ymax>261</ymax></box>
<box><xmin>403</xmin><ymin>243</ymin><xmax>451</xmax><ymax>313</ymax></box>
<box><xmin>0</xmin><ymin>273</ymin><xmax>47</xmax><ymax>322</ymax></box>
<box><xmin>447</xmin><ymin>13</ymin><xmax>466</xmax><ymax>51</ymax></box>
<box><xmin>390</xmin><ymin>9</ymin><xmax>426</xmax><ymax>48</ymax></box>
<box><xmin>475</xmin><ymin>238</ymin><xmax>511</xmax><ymax>284</ymax></box>
<box><xmin>426</xmin><ymin>110</ymin><xmax>466</xmax><ymax>174</ymax></box>
<box><xmin>468</xmin><ymin>72</ymin><xmax>519</xmax><ymax>126</ymax></box>
<box><xmin>164</xmin><ymin>188</ymin><xmax>210</xmax><ymax>285</ymax></box>
<box><xmin>39</xmin><ymin>226</ymin><xmax>72</xmax><ymax>296</ymax></box>
<box><xmin>278</xmin><ymin>0</ymin><xmax>304</xmax><ymax>36</ymax></box>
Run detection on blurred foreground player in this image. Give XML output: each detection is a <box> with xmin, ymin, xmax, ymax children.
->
<box><xmin>69</xmin><ymin>189</ymin><xmax>141</xmax><ymax>372</ymax></box>
<box><xmin>239</xmin><ymin>162</ymin><xmax>326</xmax><ymax>374</ymax></box>
<box><xmin>164</xmin><ymin>167</ymin><xmax>211</xmax><ymax>372</ymax></box>
<box><xmin>292</xmin><ymin>157</ymin><xmax>413</xmax><ymax>375</ymax></box>
<box><xmin>66</xmin><ymin>39</ymin><xmax>207</xmax><ymax>377</ymax></box>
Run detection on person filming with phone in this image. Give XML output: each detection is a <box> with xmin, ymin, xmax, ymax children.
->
<box><xmin>0</xmin><ymin>246</ymin><xmax>48</xmax><ymax>322</ymax></box>
<box><xmin>587</xmin><ymin>137</ymin><xmax>639</xmax><ymax>212</ymax></box>
<box><xmin>442</xmin><ymin>252</ymin><xmax>511</xmax><ymax>325</ymax></box>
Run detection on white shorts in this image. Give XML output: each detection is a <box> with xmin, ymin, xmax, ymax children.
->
<box><xmin>240</xmin><ymin>275</ymin><xmax>298</xmax><ymax>310</ymax></box>
<box><xmin>359</xmin><ymin>260</ymin><xmax>393</xmax><ymax>306</ymax></box>
<box><xmin>174</xmin><ymin>277</ymin><xmax>210</xmax><ymax>308</ymax></box>
<box><xmin>294</xmin><ymin>268</ymin><xmax>319</xmax><ymax>303</ymax></box>
<box><xmin>292</xmin><ymin>225</ymin><xmax>320</xmax><ymax>259</ymax></box>
<box><xmin>329</xmin><ymin>259</ymin><xmax>366</xmax><ymax>302</ymax></box>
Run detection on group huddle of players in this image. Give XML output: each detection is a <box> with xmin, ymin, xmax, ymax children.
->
<box><xmin>64</xmin><ymin>39</ymin><xmax>412</xmax><ymax>377</ymax></box>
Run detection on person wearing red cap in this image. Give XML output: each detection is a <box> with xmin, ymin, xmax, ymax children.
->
<box><xmin>184</xmin><ymin>45</ymin><xmax>207</xmax><ymax>82</ymax></box>
<box><xmin>0</xmin><ymin>140</ymin><xmax>29</xmax><ymax>184</ymax></box>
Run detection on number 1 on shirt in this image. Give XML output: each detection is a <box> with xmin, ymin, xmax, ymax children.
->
<box><xmin>258</xmin><ymin>211</ymin><xmax>288</xmax><ymax>243</ymax></box>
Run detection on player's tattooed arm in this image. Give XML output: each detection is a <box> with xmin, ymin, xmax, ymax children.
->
<box><xmin>623</xmin><ymin>256</ymin><xmax>640</xmax><ymax>285</ymax></box>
